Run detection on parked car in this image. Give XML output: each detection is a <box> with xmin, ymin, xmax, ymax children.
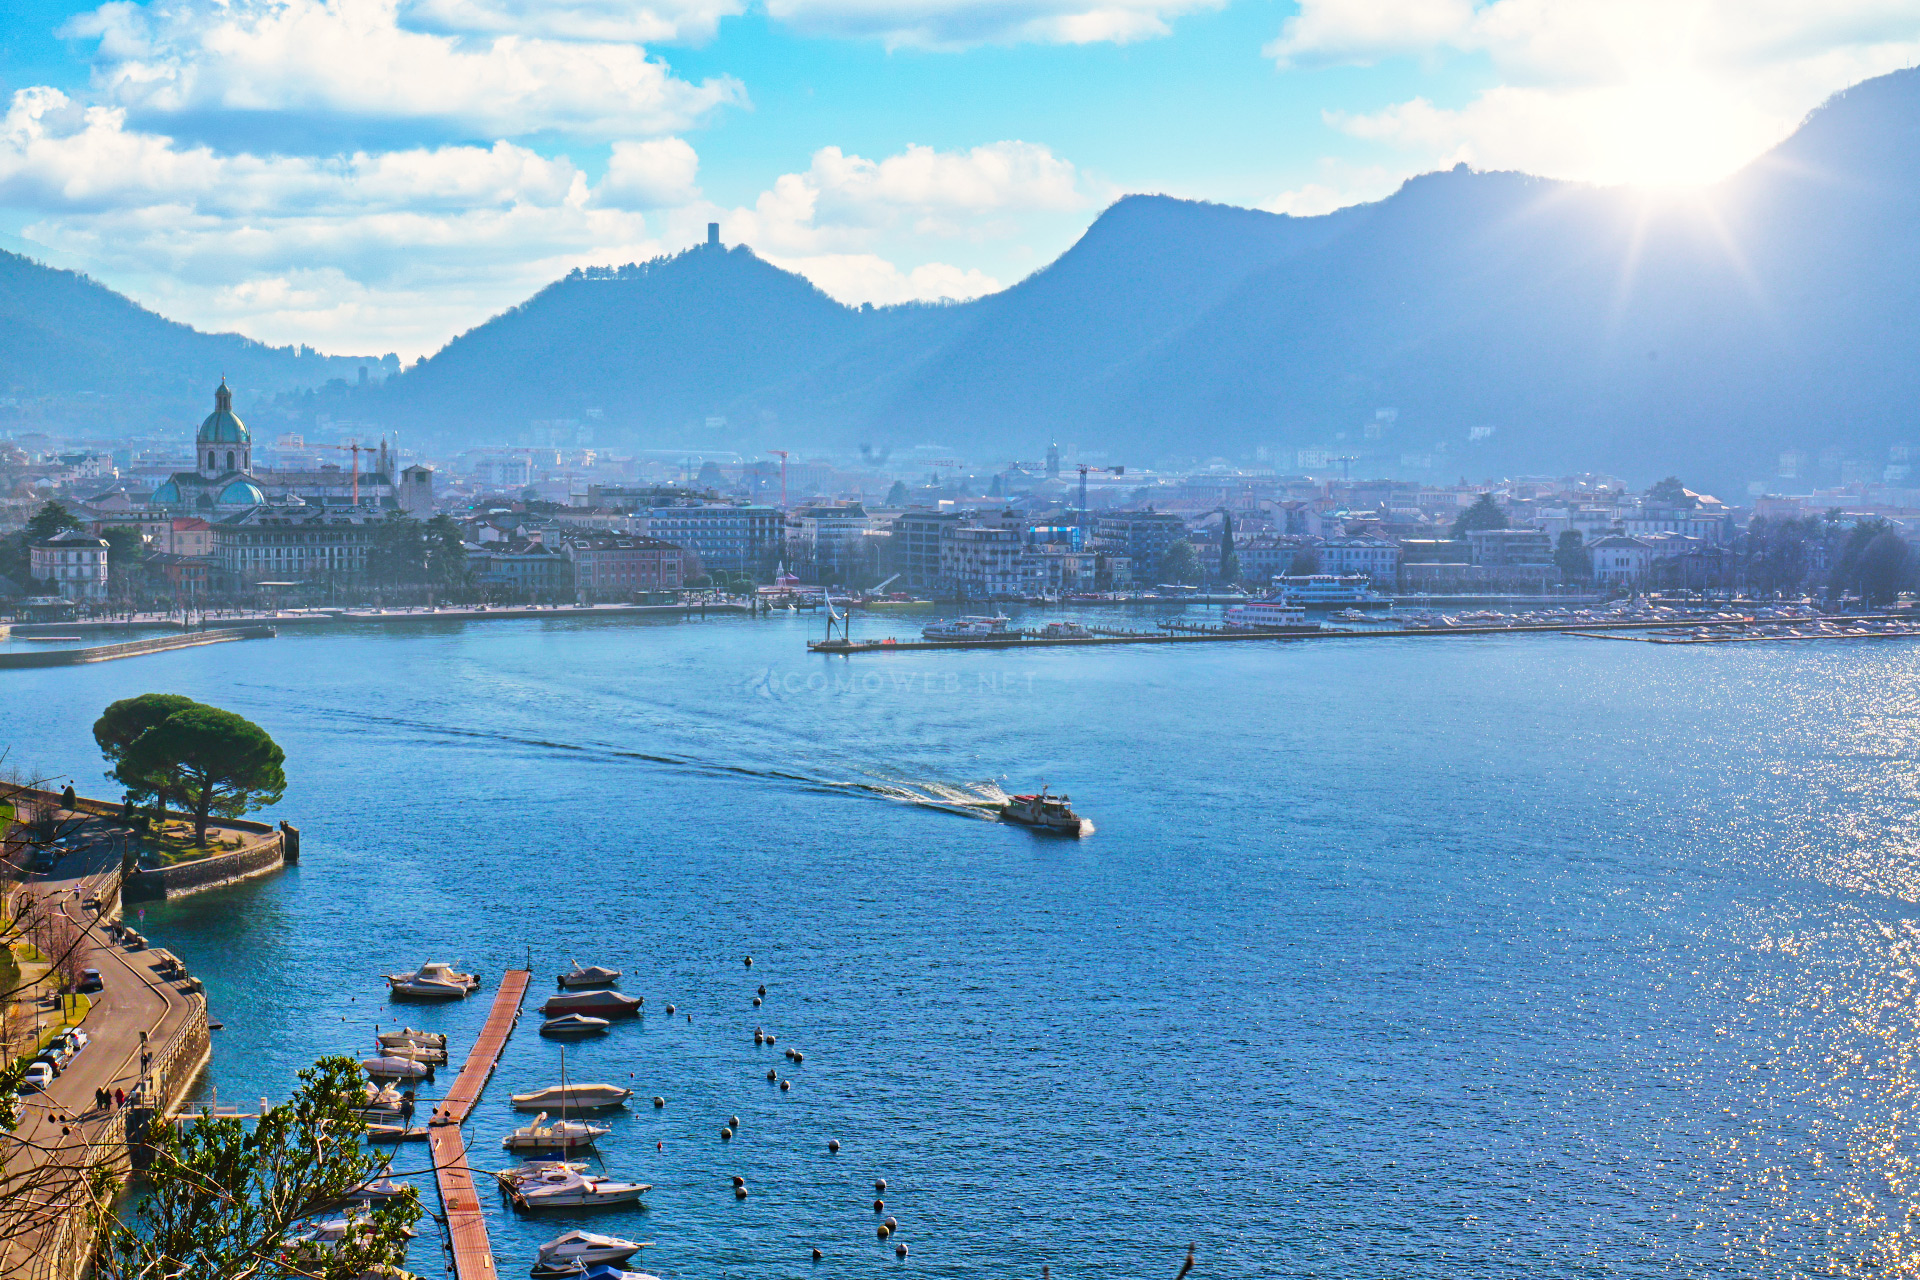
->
<box><xmin>78</xmin><ymin>969</ymin><xmax>102</xmax><ymax>993</ymax></box>
<box><xmin>33</xmin><ymin>1049</ymin><xmax>68</xmax><ymax>1076</ymax></box>
<box><xmin>21</xmin><ymin>1063</ymin><xmax>53</xmax><ymax>1092</ymax></box>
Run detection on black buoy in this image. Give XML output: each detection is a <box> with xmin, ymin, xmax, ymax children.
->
<box><xmin>896</xmin><ymin>1242</ymin><xmax>908</xmax><ymax>1259</ymax></box>
<box><xmin>736</xmin><ymin>1185</ymin><xmax>748</xmax><ymax>1199</ymax></box>
<box><xmin>768</xmin><ymin>1068</ymin><xmax>778</xmax><ymax>1081</ymax></box>
<box><xmin>745</xmin><ymin>956</ymin><xmax>754</xmax><ymax>967</ymax></box>
<box><xmin>876</xmin><ymin>1179</ymin><xmax>888</xmax><ymax>1193</ymax></box>
<box><xmin>666</xmin><ymin>1003</ymin><xmax>676</xmax><ymax>1015</ymax></box>
<box><xmin>721</xmin><ymin>1127</ymin><xmax>733</xmax><ymax>1141</ymax></box>
<box><xmin>794</xmin><ymin>1050</ymin><xmax>805</xmax><ymax>1064</ymax></box>
<box><xmin>828</xmin><ymin>1139</ymin><xmax>841</xmax><ymax>1153</ymax></box>
<box><xmin>813</xmin><ymin>1248</ymin><xmax>823</xmax><ymax>1262</ymax></box>
<box><xmin>753</xmin><ymin>997</ymin><xmax>762</xmax><ymax>1007</ymax></box>
<box><xmin>781</xmin><ymin>1079</ymin><xmax>791</xmax><ymax>1091</ymax></box>
<box><xmin>732</xmin><ymin>1175</ymin><xmax>746</xmax><ymax>1188</ymax></box>
<box><xmin>758</xmin><ymin>984</ymin><xmax>767</xmax><ymax>996</ymax></box>
<box><xmin>686</xmin><ymin>1013</ymin><xmax>691</xmax><ymax>1023</ymax></box>
<box><xmin>874</xmin><ymin>1199</ymin><xmax>884</xmax><ymax>1213</ymax></box>
<box><xmin>653</xmin><ymin>1096</ymin><xmax>665</xmax><ymax>1108</ymax></box>
<box><xmin>731</xmin><ymin>1115</ymin><xmax>741</xmax><ymax>1128</ymax></box>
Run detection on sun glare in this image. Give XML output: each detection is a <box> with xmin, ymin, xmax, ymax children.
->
<box><xmin>1589</xmin><ymin>74</ymin><xmax>1782</xmax><ymax>189</ymax></box>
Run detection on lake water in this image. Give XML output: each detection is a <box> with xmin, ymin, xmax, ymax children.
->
<box><xmin>10</xmin><ymin>610</ymin><xmax>1920</xmax><ymax>1278</ymax></box>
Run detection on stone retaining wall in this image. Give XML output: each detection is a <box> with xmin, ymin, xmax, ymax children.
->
<box><xmin>123</xmin><ymin>833</ymin><xmax>287</xmax><ymax>902</ymax></box>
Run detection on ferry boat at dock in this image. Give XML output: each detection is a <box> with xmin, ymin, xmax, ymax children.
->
<box><xmin>923</xmin><ymin>615</ymin><xmax>1012</xmax><ymax>641</ymax></box>
<box><xmin>1220</xmin><ymin>600</ymin><xmax>1320</xmax><ymax>633</ymax></box>
<box><xmin>1273</xmin><ymin>574</ymin><xmax>1390</xmax><ymax>610</ymax></box>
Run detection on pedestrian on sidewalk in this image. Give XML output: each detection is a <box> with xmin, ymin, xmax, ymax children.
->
<box><xmin>114</xmin><ymin>1087</ymin><xmax>124</xmax><ymax>1109</ymax></box>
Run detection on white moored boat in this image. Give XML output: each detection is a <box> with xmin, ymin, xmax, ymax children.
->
<box><xmin>511</xmin><ymin>1083</ymin><xmax>633</xmax><ymax>1112</ymax></box>
<box><xmin>504</xmin><ymin>1113</ymin><xmax>612</xmax><ymax>1153</ymax></box>
<box><xmin>497</xmin><ymin>1162</ymin><xmax>650</xmax><ymax>1211</ymax></box>
<box><xmin>541</xmin><ymin>1014</ymin><xmax>610</xmax><ymax>1038</ymax></box>
<box><xmin>922</xmin><ymin>615</ymin><xmax>1011</xmax><ymax>641</ymax></box>
<box><xmin>542</xmin><ymin>990</ymin><xmax>641</xmax><ymax>1017</ymax></box>
<box><xmin>372</xmin><ymin>1041</ymin><xmax>446</xmax><ymax>1065</ymax></box>
<box><xmin>1000</xmin><ymin>787</ymin><xmax>1085</xmax><ymax>835</ymax></box>
<box><xmin>557</xmin><ymin>962</ymin><xmax>622</xmax><ymax>990</ymax></box>
<box><xmin>531</xmin><ymin>1230</ymin><xmax>646</xmax><ymax>1277</ymax></box>
<box><xmin>361</xmin><ymin>1055</ymin><xmax>432</xmax><ymax>1081</ymax></box>
<box><xmin>376</xmin><ymin>1029</ymin><xmax>447</xmax><ymax>1051</ymax></box>
<box><xmin>386</xmin><ymin>962</ymin><xmax>480</xmax><ymax>1001</ymax></box>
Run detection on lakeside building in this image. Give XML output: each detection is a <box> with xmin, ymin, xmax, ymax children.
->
<box><xmin>785</xmin><ymin>502</ymin><xmax>872</xmax><ymax>582</ymax></box>
<box><xmin>1094</xmin><ymin>511</ymin><xmax>1187</xmax><ymax>579</ymax></box>
<box><xmin>212</xmin><ymin>508</ymin><xmax>382</xmax><ymax>584</ymax></box>
<box><xmin>560</xmin><ymin>533</ymin><xmax>685</xmax><ymax>598</ymax></box>
<box><xmin>639</xmin><ymin>503</ymin><xmax>782</xmax><ymax>574</ymax></box>
<box><xmin>1589</xmin><ymin>534</ymin><xmax>1658</xmax><ymax>587</ymax></box>
<box><xmin>29</xmin><ymin>529</ymin><xmax>110</xmax><ymax>600</ymax></box>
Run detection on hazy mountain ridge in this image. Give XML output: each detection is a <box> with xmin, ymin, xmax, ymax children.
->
<box><xmin>11</xmin><ymin>66</ymin><xmax>1920</xmax><ymax>489</ymax></box>
<box><xmin>0</xmin><ymin>251</ymin><xmax>390</xmax><ymax>432</ymax></box>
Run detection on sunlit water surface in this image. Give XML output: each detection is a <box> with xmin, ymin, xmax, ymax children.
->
<box><xmin>11</xmin><ymin>611</ymin><xmax>1920</xmax><ymax>1278</ymax></box>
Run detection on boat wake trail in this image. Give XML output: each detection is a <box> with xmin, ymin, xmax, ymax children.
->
<box><xmin>292</xmin><ymin>703</ymin><xmax>1010</xmax><ymax>822</ymax></box>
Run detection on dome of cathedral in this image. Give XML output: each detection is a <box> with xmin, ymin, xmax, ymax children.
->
<box><xmin>197</xmin><ymin>379</ymin><xmax>250</xmax><ymax>445</ymax></box>
<box><xmin>219</xmin><ymin>479</ymin><xmax>266</xmax><ymax>507</ymax></box>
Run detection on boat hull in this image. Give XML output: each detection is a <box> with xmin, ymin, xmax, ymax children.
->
<box><xmin>512</xmin><ymin>1087</ymin><xmax>632</xmax><ymax>1112</ymax></box>
<box><xmin>1001</xmin><ymin>809</ymin><xmax>1086</xmax><ymax>835</ymax></box>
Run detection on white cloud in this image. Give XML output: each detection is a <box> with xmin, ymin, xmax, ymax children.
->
<box><xmin>597</xmin><ymin>137</ymin><xmax>701</xmax><ymax>208</ymax></box>
<box><xmin>1274</xmin><ymin>0</ymin><xmax>1920</xmax><ymax>187</ymax></box>
<box><xmin>766</xmin><ymin>252</ymin><xmax>1000</xmax><ymax>305</ymax></box>
<box><xmin>1266</xmin><ymin>0</ymin><xmax>1473</xmax><ymax>67</ymax></box>
<box><xmin>64</xmin><ymin>0</ymin><xmax>744</xmax><ymax>141</ymax></box>
<box><xmin>401</xmin><ymin>0</ymin><xmax>744</xmax><ymax>45</ymax></box>
<box><xmin>1</xmin><ymin>93</ymin><xmax>1068</xmax><ymax>350</ymax></box>
<box><xmin>726</xmin><ymin>141</ymin><xmax>1089</xmax><ymax>253</ymax></box>
<box><xmin>763</xmin><ymin>0</ymin><xmax>1222</xmax><ymax>49</ymax></box>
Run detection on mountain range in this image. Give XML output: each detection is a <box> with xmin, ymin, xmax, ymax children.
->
<box><xmin>12</xmin><ymin>66</ymin><xmax>1920</xmax><ymax>492</ymax></box>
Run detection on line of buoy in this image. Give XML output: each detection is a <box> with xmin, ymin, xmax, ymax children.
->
<box><xmin>653</xmin><ymin>1096</ymin><xmax>665</xmax><ymax>1108</ymax></box>
<box><xmin>828</xmin><ymin>1139</ymin><xmax>840</xmax><ymax>1153</ymax></box>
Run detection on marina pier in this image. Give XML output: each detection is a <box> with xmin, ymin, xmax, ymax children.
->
<box><xmin>428</xmin><ymin>969</ymin><xmax>531</xmax><ymax>1279</ymax></box>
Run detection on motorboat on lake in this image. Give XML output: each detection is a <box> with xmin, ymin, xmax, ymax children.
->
<box><xmin>1037</xmin><ymin>621</ymin><xmax>1092</xmax><ymax>639</ymax></box>
<box><xmin>362</xmin><ymin>1055</ymin><xmax>432</xmax><ymax>1081</ymax></box>
<box><xmin>386</xmin><ymin>962</ymin><xmax>480</xmax><ymax>1001</ymax></box>
<box><xmin>542</xmin><ymin>990</ymin><xmax>641</xmax><ymax>1017</ymax></box>
<box><xmin>497</xmin><ymin>1162</ymin><xmax>649</xmax><ymax>1211</ymax></box>
<box><xmin>529</xmin><ymin>1230</ymin><xmax>648</xmax><ymax>1278</ymax></box>
<box><xmin>922</xmin><ymin>615</ymin><xmax>1012</xmax><ymax>641</ymax></box>
<box><xmin>376</xmin><ymin>1029</ymin><xmax>447</xmax><ymax>1051</ymax></box>
<box><xmin>1000</xmin><ymin>787</ymin><xmax>1085</xmax><ymax>835</ymax></box>
<box><xmin>511</xmin><ymin>1083</ymin><xmax>632</xmax><ymax>1112</ymax></box>
<box><xmin>372</xmin><ymin>1040</ymin><xmax>446</xmax><ymax>1065</ymax></box>
<box><xmin>503</xmin><ymin>1112</ymin><xmax>611</xmax><ymax>1152</ymax></box>
<box><xmin>541</xmin><ymin>1014</ymin><xmax>610</xmax><ymax>1038</ymax></box>
<box><xmin>557</xmin><ymin>961</ymin><xmax>621</xmax><ymax>990</ymax></box>
<box><xmin>358</xmin><ymin>1082</ymin><xmax>406</xmax><ymax>1117</ymax></box>
<box><xmin>345</xmin><ymin>1177</ymin><xmax>414</xmax><ymax>1202</ymax></box>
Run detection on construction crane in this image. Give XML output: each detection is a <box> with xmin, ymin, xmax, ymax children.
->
<box><xmin>1076</xmin><ymin>463</ymin><xmax>1125</xmax><ymax>512</ymax></box>
<box><xmin>767</xmin><ymin>450</ymin><xmax>789</xmax><ymax>508</ymax></box>
<box><xmin>312</xmin><ymin>441</ymin><xmax>373</xmax><ymax>505</ymax></box>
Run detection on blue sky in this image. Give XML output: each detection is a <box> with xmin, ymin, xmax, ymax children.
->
<box><xmin>2</xmin><ymin>0</ymin><xmax>1917</xmax><ymax>357</ymax></box>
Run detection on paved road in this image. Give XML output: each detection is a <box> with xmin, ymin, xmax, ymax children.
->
<box><xmin>1</xmin><ymin>810</ymin><xmax>201</xmax><ymax>1277</ymax></box>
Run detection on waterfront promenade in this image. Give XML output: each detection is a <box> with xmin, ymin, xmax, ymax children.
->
<box><xmin>0</xmin><ymin>805</ymin><xmax>211</xmax><ymax>1280</ymax></box>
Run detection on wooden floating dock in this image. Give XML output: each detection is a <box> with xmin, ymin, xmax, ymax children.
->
<box><xmin>429</xmin><ymin>969</ymin><xmax>531</xmax><ymax>1280</ymax></box>
<box><xmin>807</xmin><ymin>614</ymin><xmax>1914</xmax><ymax>654</ymax></box>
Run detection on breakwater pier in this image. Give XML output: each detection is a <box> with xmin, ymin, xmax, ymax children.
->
<box><xmin>807</xmin><ymin>612</ymin><xmax>1920</xmax><ymax>654</ymax></box>
<box><xmin>427</xmin><ymin>970</ymin><xmax>531</xmax><ymax>1280</ymax></box>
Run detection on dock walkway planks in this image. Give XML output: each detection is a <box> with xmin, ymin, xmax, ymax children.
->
<box><xmin>429</xmin><ymin>968</ymin><xmax>531</xmax><ymax>1279</ymax></box>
